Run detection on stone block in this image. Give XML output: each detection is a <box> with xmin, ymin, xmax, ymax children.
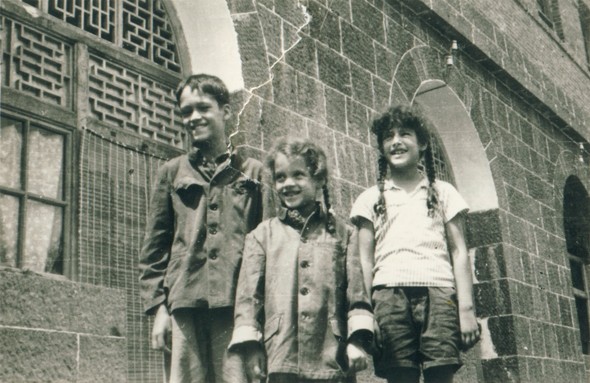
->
<box><xmin>325</xmin><ymin>87</ymin><xmax>347</xmax><ymax>133</ymax></box>
<box><xmin>0</xmin><ymin>327</ymin><xmax>77</xmax><ymax>382</ymax></box>
<box><xmin>465</xmin><ymin>209</ymin><xmax>503</xmax><ymax>248</ymax></box>
<box><xmin>350</xmin><ymin>63</ymin><xmax>373</xmax><ymax>105</ymax></box>
<box><xmin>258</xmin><ymin>5</ymin><xmax>282</xmax><ymax>58</ymax></box>
<box><xmin>0</xmin><ymin>269</ymin><xmax>125</xmax><ymax>337</ymax></box>
<box><xmin>350</xmin><ymin>0</ymin><xmax>384</xmax><ymax>43</ymax></box>
<box><xmin>335</xmin><ymin>133</ymin><xmax>368</xmax><ymax>186</ymax></box>
<box><xmin>372</xmin><ymin>76</ymin><xmax>390</xmax><ymax>113</ymax></box>
<box><xmin>260</xmin><ymin>101</ymin><xmax>306</xmax><ymax>150</ymax></box>
<box><xmin>275</xmin><ymin>1</ymin><xmax>308</xmax><ymax>27</ymax></box>
<box><xmin>346</xmin><ymin>98</ymin><xmax>370</xmax><ymax>145</ymax></box>
<box><xmin>234</xmin><ymin>13</ymin><xmax>270</xmax><ymax>89</ymax></box>
<box><xmin>488</xmin><ymin>315</ymin><xmax>516</xmax><ymax>356</ymax></box>
<box><xmin>318</xmin><ymin>44</ymin><xmax>351</xmax><ymax>96</ymax></box>
<box><xmin>285</xmin><ymin>36</ymin><xmax>318</xmax><ymax>78</ymax></box>
<box><xmin>473</xmin><ymin>245</ymin><xmax>506</xmax><ymax>282</ymax></box>
<box><xmin>78</xmin><ymin>335</ymin><xmax>127</xmax><ymax>382</ymax></box>
<box><xmin>341</xmin><ymin>21</ymin><xmax>376</xmax><ymax>73</ymax></box>
<box><xmin>271</xmin><ymin>62</ymin><xmax>297</xmax><ymax>110</ymax></box>
<box><xmin>481</xmin><ymin>356</ymin><xmax>522</xmax><ymax>383</ymax></box>
<box><xmin>307</xmin><ymin>1</ymin><xmax>341</xmax><ymax>52</ymax></box>
<box><xmin>474</xmin><ymin>279</ymin><xmax>512</xmax><ymax>317</ymax></box>
<box><xmin>296</xmin><ymin>72</ymin><xmax>326</xmax><ymax>122</ymax></box>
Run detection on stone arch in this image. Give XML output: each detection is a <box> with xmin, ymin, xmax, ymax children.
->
<box><xmin>413</xmin><ymin>79</ymin><xmax>499</xmax><ymax>213</ymax></box>
<box><xmin>165</xmin><ymin>0</ymin><xmax>244</xmax><ymax>92</ymax></box>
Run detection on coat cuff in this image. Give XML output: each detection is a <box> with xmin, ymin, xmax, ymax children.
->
<box><xmin>228</xmin><ymin>325</ymin><xmax>263</xmax><ymax>350</ymax></box>
<box><xmin>144</xmin><ymin>296</ymin><xmax>166</xmax><ymax>316</ymax></box>
<box><xmin>347</xmin><ymin>308</ymin><xmax>374</xmax><ymax>339</ymax></box>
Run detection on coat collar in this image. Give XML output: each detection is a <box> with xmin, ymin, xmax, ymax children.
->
<box><xmin>174</xmin><ymin>147</ymin><xmax>245</xmax><ymax>190</ymax></box>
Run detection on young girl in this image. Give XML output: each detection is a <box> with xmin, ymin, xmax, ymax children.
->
<box><xmin>229</xmin><ymin>137</ymin><xmax>373</xmax><ymax>383</ymax></box>
<box><xmin>350</xmin><ymin>104</ymin><xmax>480</xmax><ymax>383</ymax></box>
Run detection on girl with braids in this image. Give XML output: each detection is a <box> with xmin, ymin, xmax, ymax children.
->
<box><xmin>229</xmin><ymin>137</ymin><xmax>373</xmax><ymax>383</ymax></box>
<box><xmin>350</xmin><ymin>104</ymin><xmax>480</xmax><ymax>383</ymax></box>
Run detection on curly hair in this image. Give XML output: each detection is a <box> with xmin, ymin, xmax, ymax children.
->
<box><xmin>266</xmin><ymin>137</ymin><xmax>335</xmax><ymax>233</ymax></box>
<box><xmin>372</xmin><ymin>104</ymin><xmax>439</xmax><ymax>218</ymax></box>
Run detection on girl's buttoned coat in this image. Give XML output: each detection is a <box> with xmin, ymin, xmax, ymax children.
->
<box><xmin>230</xmin><ymin>208</ymin><xmax>373</xmax><ymax>381</ymax></box>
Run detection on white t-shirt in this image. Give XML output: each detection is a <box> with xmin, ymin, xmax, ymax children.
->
<box><xmin>350</xmin><ymin>178</ymin><xmax>468</xmax><ymax>287</ymax></box>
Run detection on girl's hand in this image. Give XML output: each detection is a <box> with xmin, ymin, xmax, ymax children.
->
<box><xmin>346</xmin><ymin>342</ymin><xmax>369</xmax><ymax>372</ymax></box>
<box><xmin>242</xmin><ymin>343</ymin><xmax>266</xmax><ymax>381</ymax></box>
<box><xmin>459</xmin><ymin>308</ymin><xmax>481</xmax><ymax>351</ymax></box>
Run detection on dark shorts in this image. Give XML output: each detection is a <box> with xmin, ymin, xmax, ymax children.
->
<box><xmin>372</xmin><ymin>286</ymin><xmax>462</xmax><ymax>378</ymax></box>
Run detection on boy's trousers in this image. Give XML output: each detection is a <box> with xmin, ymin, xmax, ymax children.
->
<box><xmin>169</xmin><ymin>307</ymin><xmax>247</xmax><ymax>383</ymax></box>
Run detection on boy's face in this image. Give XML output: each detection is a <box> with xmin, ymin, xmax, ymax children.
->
<box><xmin>273</xmin><ymin>153</ymin><xmax>323</xmax><ymax>217</ymax></box>
<box><xmin>381</xmin><ymin>126</ymin><xmax>426</xmax><ymax>170</ymax></box>
<box><xmin>178</xmin><ymin>87</ymin><xmax>230</xmax><ymax>148</ymax></box>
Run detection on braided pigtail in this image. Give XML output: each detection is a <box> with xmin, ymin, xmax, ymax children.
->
<box><xmin>322</xmin><ymin>184</ymin><xmax>336</xmax><ymax>234</ymax></box>
<box><xmin>373</xmin><ymin>155</ymin><xmax>389</xmax><ymax>217</ymax></box>
<box><xmin>423</xmin><ymin>144</ymin><xmax>439</xmax><ymax>217</ymax></box>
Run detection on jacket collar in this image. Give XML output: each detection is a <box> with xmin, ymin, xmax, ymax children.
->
<box><xmin>174</xmin><ymin>147</ymin><xmax>244</xmax><ymax>190</ymax></box>
<box><xmin>278</xmin><ymin>203</ymin><xmax>325</xmax><ymax>231</ymax></box>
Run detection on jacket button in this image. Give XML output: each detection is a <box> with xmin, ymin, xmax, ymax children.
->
<box><xmin>300</xmin><ymin>260</ymin><xmax>310</xmax><ymax>268</ymax></box>
<box><xmin>300</xmin><ymin>287</ymin><xmax>309</xmax><ymax>296</ymax></box>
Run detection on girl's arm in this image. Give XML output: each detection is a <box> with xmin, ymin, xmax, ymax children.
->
<box><xmin>446</xmin><ymin>213</ymin><xmax>480</xmax><ymax>350</ymax></box>
<box><xmin>357</xmin><ymin>217</ymin><xmax>376</xmax><ymax>297</ymax></box>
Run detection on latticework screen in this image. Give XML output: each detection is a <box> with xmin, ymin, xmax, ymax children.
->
<box><xmin>88</xmin><ymin>54</ymin><xmax>185</xmax><ymax>147</ymax></box>
<box><xmin>0</xmin><ymin>16</ymin><xmax>72</xmax><ymax>107</ymax></box>
<box><xmin>21</xmin><ymin>0</ymin><xmax>181</xmax><ymax>72</ymax></box>
<box><xmin>78</xmin><ymin>128</ymin><xmax>171</xmax><ymax>382</ymax></box>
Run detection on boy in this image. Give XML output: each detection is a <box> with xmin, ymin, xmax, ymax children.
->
<box><xmin>139</xmin><ymin>74</ymin><xmax>274</xmax><ymax>383</ymax></box>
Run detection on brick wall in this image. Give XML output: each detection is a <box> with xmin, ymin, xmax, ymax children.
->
<box><xmin>226</xmin><ymin>0</ymin><xmax>590</xmax><ymax>382</ymax></box>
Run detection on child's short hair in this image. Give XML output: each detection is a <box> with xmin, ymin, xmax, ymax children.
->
<box><xmin>372</xmin><ymin>104</ymin><xmax>439</xmax><ymax>218</ymax></box>
<box><xmin>174</xmin><ymin>73</ymin><xmax>230</xmax><ymax>106</ymax></box>
<box><xmin>266</xmin><ymin>137</ymin><xmax>335</xmax><ymax>233</ymax></box>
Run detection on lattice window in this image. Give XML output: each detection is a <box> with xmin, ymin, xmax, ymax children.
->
<box><xmin>417</xmin><ymin>132</ymin><xmax>454</xmax><ymax>184</ymax></box>
<box><xmin>0</xmin><ymin>114</ymin><xmax>71</xmax><ymax>275</ymax></box>
<box><xmin>1</xmin><ymin>17</ymin><xmax>72</xmax><ymax>107</ymax></box>
<box><xmin>122</xmin><ymin>0</ymin><xmax>181</xmax><ymax>72</ymax></box>
<box><xmin>16</xmin><ymin>0</ymin><xmax>181</xmax><ymax>72</ymax></box>
<box><xmin>88</xmin><ymin>54</ymin><xmax>185</xmax><ymax>147</ymax></box>
<box><xmin>48</xmin><ymin>0</ymin><xmax>116</xmax><ymax>42</ymax></box>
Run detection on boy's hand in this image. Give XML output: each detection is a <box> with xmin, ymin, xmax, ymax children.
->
<box><xmin>459</xmin><ymin>308</ymin><xmax>481</xmax><ymax>351</ymax></box>
<box><xmin>151</xmin><ymin>304</ymin><xmax>172</xmax><ymax>353</ymax></box>
<box><xmin>241</xmin><ymin>343</ymin><xmax>266</xmax><ymax>381</ymax></box>
<box><xmin>346</xmin><ymin>342</ymin><xmax>368</xmax><ymax>372</ymax></box>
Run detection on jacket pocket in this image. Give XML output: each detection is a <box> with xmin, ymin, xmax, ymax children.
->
<box><xmin>264</xmin><ymin>314</ymin><xmax>281</xmax><ymax>343</ymax></box>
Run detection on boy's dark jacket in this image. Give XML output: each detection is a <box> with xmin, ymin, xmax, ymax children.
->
<box><xmin>139</xmin><ymin>148</ymin><xmax>275</xmax><ymax>315</ymax></box>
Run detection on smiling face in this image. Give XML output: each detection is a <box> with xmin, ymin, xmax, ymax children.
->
<box><xmin>381</xmin><ymin>126</ymin><xmax>427</xmax><ymax>170</ymax></box>
<box><xmin>178</xmin><ymin>87</ymin><xmax>230</xmax><ymax>149</ymax></box>
<box><xmin>273</xmin><ymin>153</ymin><xmax>323</xmax><ymax>216</ymax></box>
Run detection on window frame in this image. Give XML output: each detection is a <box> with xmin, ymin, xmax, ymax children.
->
<box><xmin>563</xmin><ymin>175</ymin><xmax>590</xmax><ymax>355</ymax></box>
<box><xmin>0</xmin><ymin>110</ymin><xmax>75</xmax><ymax>278</ymax></box>
<box><xmin>579</xmin><ymin>0</ymin><xmax>590</xmax><ymax>68</ymax></box>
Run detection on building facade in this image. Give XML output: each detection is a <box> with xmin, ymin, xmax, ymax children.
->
<box><xmin>1</xmin><ymin>0</ymin><xmax>590</xmax><ymax>382</ymax></box>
